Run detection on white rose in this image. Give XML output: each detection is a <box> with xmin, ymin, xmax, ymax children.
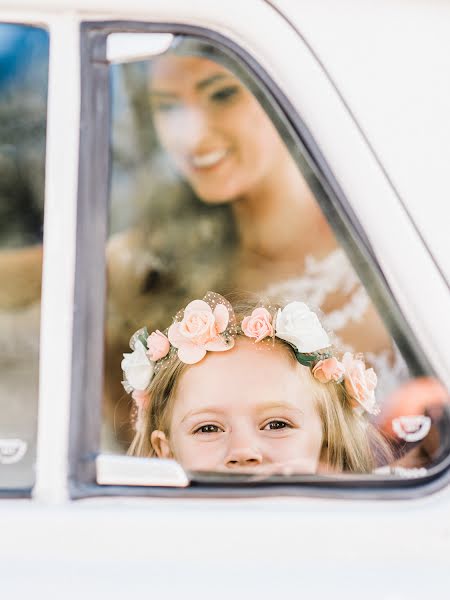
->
<box><xmin>275</xmin><ymin>302</ymin><xmax>330</xmax><ymax>353</ymax></box>
<box><xmin>121</xmin><ymin>340</ymin><xmax>154</xmax><ymax>391</ymax></box>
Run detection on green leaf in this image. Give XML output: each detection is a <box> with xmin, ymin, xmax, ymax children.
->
<box><xmin>137</xmin><ymin>327</ymin><xmax>149</xmax><ymax>349</ymax></box>
<box><xmin>294</xmin><ymin>349</ymin><xmax>333</xmax><ymax>367</ymax></box>
<box><xmin>294</xmin><ymin>351</ymin><xmax>317</xmax><ymax>367</ymax></box>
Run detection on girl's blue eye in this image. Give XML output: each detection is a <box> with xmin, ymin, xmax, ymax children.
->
<box><xmin>211</xmin><ymin>86</ymin><xmax>239</xmax><ymax>103</ymax></box>
<box><xmin>264</xmin><ymin>420</ymin><xmax>290</xmax><ymax>430</ymax></box>
<box><xmin>195</xmin><ymin>424</ymin><xmax>221</xmax><ymax>434</ymax></box>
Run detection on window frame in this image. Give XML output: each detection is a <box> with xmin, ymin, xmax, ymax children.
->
<box><xmin>69</xmin><ymin>20</ymin><xmax>450</xmax><ymax>500</ymax></box>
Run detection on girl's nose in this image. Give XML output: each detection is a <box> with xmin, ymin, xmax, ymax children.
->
<box><xmin>225</xmin><ymin>434</ymin><xmax>263</xmax><ymax>469</ymax></box>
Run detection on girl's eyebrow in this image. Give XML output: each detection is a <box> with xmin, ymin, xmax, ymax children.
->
<box><xmin>181</xmin><ymin>408</ymin><xmax>226</xmax><ymax>423</ymax></box>
<box><xmin>258</xmin><ymin>402</ymin><xmax>303</xmax><ymax>414</ymax></box>
<box><xmin>180</xmin><ymin>401</ymin><xmax>303</xmax><ymax>425</ymax></box>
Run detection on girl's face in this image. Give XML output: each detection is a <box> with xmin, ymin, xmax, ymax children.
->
<box><xmin>151</xmin><ymin>337</ymin><xmax>323</xmax><ymax>473</ymax></box>
<box><xmin>149</xmin><ymin>55</ymin><xmax>288</xmax><ymax>204</ymax></box>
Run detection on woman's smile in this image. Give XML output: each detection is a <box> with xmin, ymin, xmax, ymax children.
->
<box><xmin>190</xmin><ymin>148</ymin><xmax>231</xmax><ymax>171</ymax></box>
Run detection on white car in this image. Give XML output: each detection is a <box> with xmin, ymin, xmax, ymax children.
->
<box><xmin>1</xmin><ymin>0</ymin><xmax>450</xmax><ymax>597</ymax></box>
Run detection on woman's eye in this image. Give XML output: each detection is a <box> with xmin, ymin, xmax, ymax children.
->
<box><xmin>210</xmin><ymin>86</ymin><xmax>239</xmax><ymax>104</ymax></box>
<box><xmin>195</xmin><ymin>424</ymin><xmax>222</xmax><ymax>434</ymax></box>
<box><xmin>152</xmin><ymin>101</ymin><xmax>180</xmax><ymax>113</ymax></box>
<box><xmin>264</xmin><ymin>420</ymin><xmax>290</xmax><ymax>430</ymax></box>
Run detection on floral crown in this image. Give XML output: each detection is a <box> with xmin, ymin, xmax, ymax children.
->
<box><xmin>122</xmin><ymin>292</ymin><xmax>379</xmax><ymax>431</ymax></box>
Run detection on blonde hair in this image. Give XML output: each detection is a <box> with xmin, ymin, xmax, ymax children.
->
<box><xmin>305</xmin><ymin>368</ymin><xmax>391</xmax><ymax>472</ymax></box>
<box><xmin>128</xmin><ymin>304</ymin><xmax>392</xmax><ymax>473</ymax></box>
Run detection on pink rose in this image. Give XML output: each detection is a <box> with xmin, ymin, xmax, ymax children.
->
<box><xmin>147</xmin><ymin>330</ymin><xmax>170</xmax><ymax>361</ymax></box>
<box><xmin>131</xmin><ymin>389</ymin><xmax>150</xmax><ymax>409</ymax></box>
<box><xmin>168</xmin><ymin>300</ymin><xmax>232</xmax><ymax>364</ymax></box>
<box><xmin>241</xmin><ymin>307</ymin><xmax>274</xmax><ymax>342</ymax></box>
<box><xmin>312</xmin><ymin>357</ymin><xmax>345</xmax><ymax>383</ymax></box>
<box><xmin>132</xmin><ymin>389</ymin><xmax>150</xmax><ymax>433</ymax></box>
<box><xmin>342</xmin><ymin>352</ymin><xmax>379</xmax><ymax>414</ymax></box>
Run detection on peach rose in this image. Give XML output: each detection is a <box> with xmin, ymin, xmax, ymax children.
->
<box><xmin>132</xmin><ymin>389</ymin><xmax>150</xmax><ymax>434</ymax></box>
<box><xmin>342</xmin><ymin>352</ymin><xmax>379</xmax><ymax>414</ymax></box>
<box><xmin>168</xmin><ymin>300</ymin><xmax>232</xmax><ymax>364</ymax></box>
<box><xmin>147</xmin><ymin>330</ymin><xmax>170</xmax><ymax>361</ymax></box>
<box><xmin>241</xmin><ymin>307</ymin><xmax>274</xmax><ymax>342</ymax></box>
<box><xmin>312</xmin><ymin>357</ymin><xmax>345</xmax><ymax>383</ymax></box>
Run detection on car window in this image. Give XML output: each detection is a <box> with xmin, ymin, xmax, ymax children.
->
<box><xmin>0</xmin><ymin>24</ymin><xmax>48</xmax><ymax>489</ymax></box>
<box><xmin>74</xmin><ymin>29</ymin><xmax>449</xmax><ymax>488</ymax></box>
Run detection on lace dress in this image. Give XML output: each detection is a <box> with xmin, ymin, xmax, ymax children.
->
<box><xmin>263</xmin><ymin>248</ymin><xmax>409</xmax><ymax>401</ymax></box>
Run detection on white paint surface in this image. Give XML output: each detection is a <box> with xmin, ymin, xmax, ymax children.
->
<box><xmin>3</xmin><ymin>492</ymin><xmax>450</xmax><ymax>597</ymax></box>
<box><xmin>33</xmin><ymin>15</ymin><xmax>81</xmax><ymax>503</ymax></box>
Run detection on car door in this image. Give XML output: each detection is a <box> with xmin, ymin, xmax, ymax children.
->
<box><xmin>1</xmin><ymin>1</ymin><xmax>450</xmax><ymax>598</ymax></box>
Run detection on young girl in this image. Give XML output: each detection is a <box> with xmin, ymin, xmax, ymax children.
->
<box><xmin>122</xmin><ymin>292</ymin><xmax>391</xmax><ymax>474</ymax></box>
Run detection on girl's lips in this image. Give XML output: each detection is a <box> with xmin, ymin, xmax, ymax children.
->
<box><xmin>190</xmin><ymin>149</ymin><xmax>229</xmax><ymax>170</ymax></box>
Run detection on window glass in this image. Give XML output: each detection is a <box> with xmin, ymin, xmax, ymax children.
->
<box><xmin>0</xmin><ymin>24</ymin><xmax>48</xmax><ymax>488</ymax></box>
<box><xmin>102</xmin><ymin>33</ymin><xmax>449</xmax><ymax>481</ymax></box>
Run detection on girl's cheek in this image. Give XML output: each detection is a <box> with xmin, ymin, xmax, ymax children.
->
<box><xmin>264</xmin><ymin>436</ymin><xmax>299</xmax><ymax>458</ymax></box>
<box><xmin>183</xmin><ymin>445</ymin><xmax>225</xmax><ymax>471</ymax></box>
<box><xmin>174</xmin><ymin>434</ymin><xmax>225</xmax><ymax>468</ymax></box>
<box><xmin>265</xmin><ymin>430</ymin><xmax>322</xmax><ymax>462</ymax></box>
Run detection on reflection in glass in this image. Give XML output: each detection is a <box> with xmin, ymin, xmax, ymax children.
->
<box><xmin>0</xmin><ymin>25</ymin><xmax>48</xmax><ymax>488</ymax></box>
<box><xmin>103</xmin><ymin>35</ymin><xmax>449</xmax><ymax>477</ymax></box>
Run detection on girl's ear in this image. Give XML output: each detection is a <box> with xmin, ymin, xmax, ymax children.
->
<box><xmin>151</xmin><ymin>430</ymin><xmax>173</xmax><ymax>459</ymax></box>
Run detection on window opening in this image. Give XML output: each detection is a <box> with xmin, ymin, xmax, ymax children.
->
<box><xmin>0</xmin><ymin>24</ymin><xmax>48</xmax><ymax>490</ymax></box>
<box><xmin>75</xmin><ymin>25</ymin><xmax>449</xmax><ymax>494</ymax></box>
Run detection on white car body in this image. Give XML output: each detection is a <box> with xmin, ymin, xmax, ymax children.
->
<box><xmin>1</xmin><ymin>0</ymin><xmax>450</xmax><ymax>597</ymax></box>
